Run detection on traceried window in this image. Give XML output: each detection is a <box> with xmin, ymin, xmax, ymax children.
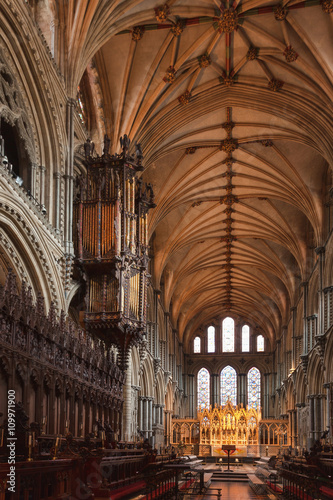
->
<box><xmin>197</xmin><ymin>368</ymin><xmax>210</xmax><ymax>410</ymax></box>
<box><xmin>242</xmin><ymin>325</ymin><xmax>250</xmax><ymax>352</ymax></box>
<box><xmin>248</xmin><ymin>367</ymin><xmax>261</xmax><ymax>409</ymax></box>
<box><xmin>207</xmin><ymin>326</ymin><xmax>215</xmax><ymax>353</ymax></box>
<box><xmin>194</xmin><ymin>336</ymin><xmax>201</xmax><ymax>353</ymax></box>
<box><xmin>222</xmin><ymin>317</ymin><xmax>234</xmax><ymax>352</ymax></box>
<box><xmin>220</xmin><ymin>365</ymin><xmax>237</xmax><ymax>406</ymax></box>
<box><xmin>257</xmin><ymin>335</ymin><xmax>264</xmax><ymax>352</ymax></box>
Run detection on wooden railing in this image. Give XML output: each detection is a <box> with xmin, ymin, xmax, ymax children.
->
<box><xmin>279</xmin><ymin>456</ymin><xmax>333</xmax><ymax>500</ymax></box>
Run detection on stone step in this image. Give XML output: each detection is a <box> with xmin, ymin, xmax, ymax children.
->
<box><xmin>211</xmin><ymin>477</ymin><xmax>249</xmax><ymax>482</ymax></box>
<box><xmin>211</xmin><ymin>471</ymin><xmax>249</xmax><ymax>482</ymax></box>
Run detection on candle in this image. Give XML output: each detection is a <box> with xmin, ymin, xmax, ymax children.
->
<box><xmin>28</xmin><ymin>434</ymin><xmax>32</xmax><ymax>446</ymax></box>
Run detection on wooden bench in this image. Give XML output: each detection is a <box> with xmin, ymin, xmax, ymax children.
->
<box><xmin>247</xmin><ymin>473</ymin><xmax>267</xmax><ymax>495</ymax></box>
<box><xmin>320</xmin><ymin>485</ymin><xmax>333</xmax><ymax>499</ymax></box>
<box><xmin>267</xmin><ymin>481</ymin><xmax>283</xmax><ymax>494</ymax></box>
<box><xmin>203</xmin><ymin>473</ymin><xmax>213</xmax><ymax>488</ymax></box>
<box><xmin>256</xmin><ymin>467</ymin><xmax>272</xmax><ymax>480</ymax></box>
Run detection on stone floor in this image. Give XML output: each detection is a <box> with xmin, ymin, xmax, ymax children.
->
<box><xmin>183</xmin><ymin>464</ymin><xmax>277</xmax><ymax>500</ymax></box>
<box><xmin>200</xmin><ymin>482</ymin><xmax>268</xmax><ymax>499</ymax></box>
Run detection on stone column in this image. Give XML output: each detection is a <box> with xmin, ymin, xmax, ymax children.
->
<box><xmin>301</xmin><ymin>282</ymin><xmax>308</xmax><ymax>355</ymax></box>
<box><xmin>122</xmin><ymin>361</ymin><xmax>132</xmax><ymax>441</ymax></box>
<box><xmin>138</xmin><ymin>396</ymin><xmax>143</xmax><ymax>431</ymax></box>
<box><xmin>39</xmin><ymin>165</ymin><xmax>46</xmax><ymax>209</ymax></box>
<box><xmin>276</xmin><ymin>340</ymin><xmax>281</xmax><ymax>387</ymax></box>
<box><xmin>315</xmin><ymin>247</ymin><xmax>325</xmax><ymax>337</ymax></box>
<box><xmin>288</xmin><ymin>410</ymin><xmax>293</xmax><ymax>447</ymax></box>
<box><xmin>160</xmin><ymin>404</ymin><xmax>165</xmax><ymax>427</ymax></box>
<box><xmin>211</xmin><ymin>374</ymin><xmax>219</xmax><ymax>406</ymax></box>
<box><xmin>263</xmin><ymin>373</ymin><xmax>270</xmax><ymax>418</ymax></box>
<box><xmin>148</xmin><ymin>398</ymin><xmax>153</xmax><ymax>435</ymax></box>
<box><xmin>308</xmin><ymin>395</ymin><xmax>315</xmax><ymax>448</ymax></box>
<box><xmin>324</xmin><ymin>383</ymin><xmax>332</xmax><ymax>437</ymax></box>
<box><xmin>291</xmin><ymin>307</ymin><xmax>296</xmax><ymax>371</ymax></box>
<box><xmin>315</xmin><ymin>394</ymin><xmax>326</xmax><ymax>440</ymax></box>
<box><xmin>239</xmin><ymin>373</ymin><xmax>247</xmax><ymax>407</ymax></box>
<box><xmin>295</xmin><ymin>403</ymin><xmax>305</xmax><ymax>451</ymax></box>
<box><xmin>64</xmin><ymin>98</ymin><xmax>75</xmax><ymax>255</ymax></box>
<box><xmin>143</xmin><ymin>398</ymin><xmax>149</xmax><ymax>437</ymax></box>
<box><xmin>30</xmin><ymin>163</ymin><xmax>38</xmax><ymax>198</ymax></box>
<box><xmin>188</xmin><ymin>374</ymin><xmax>194</xmax><ymax>418</ymax></box>
<box><xmin>53</xmin><ymin>172</ymin><xmax>61</xmax><ymax>231</ymax></box>
<box><xmin>293</xmin><ymin>410</ymin><xmax>297</xmax><ymax>449</ymax></box>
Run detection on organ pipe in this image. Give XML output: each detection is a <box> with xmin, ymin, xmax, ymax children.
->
<box><xmin>73</xmin><ymin>135</ymin><xmax>155</xmax><ymax>367</ymax></box>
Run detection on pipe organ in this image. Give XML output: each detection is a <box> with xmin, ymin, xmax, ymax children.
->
<box><xmin>74</xmin><ymin>135</ymin><xmax>155</xmax><ymax>367</ymax></box>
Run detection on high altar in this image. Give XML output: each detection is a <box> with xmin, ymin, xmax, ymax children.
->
<box><xmin>172</xmin><ymin>402</ymin><xmax>288</xmax><ymax>457</ymax></box>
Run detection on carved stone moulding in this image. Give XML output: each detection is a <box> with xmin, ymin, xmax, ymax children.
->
<box><xmin>220</xmin><ymin>193</ymin><xmax>239</xmax><ymax>205</ymax></box>
<box><xmin>185</xmin><ymin>147</ymin><xmax>197</xmax><ymax>154</ymax></box>
<box><xmin>283</xmin><ymin>45</ymin><xmax>298</xmax><ymax>63</ymax></box>
<box><xmin>216</xmin><ymin>9</ymin><xmax>239</xmax><ymax>33</ymax></box>
<box><xmin>274</xmin><ymin>4</ymin><xmax>288</xmax><ymax>20</ymax></box>
<box><xmin>198</xmin><ymin>53</ymin><xmax>211</xmax><ymax>68</ymax></box>
<box><xmin>222</xmin><ymin>120</ymin><xmax>235</xmax><ymax>135</ymax></box>
<box><xmin>163</xmin><ymin>66</ymin><xmax>176</xmax><ymax>83</ymax></box>
<box><xmin>220</xmin><ymin>75</ymin><xmax>234</xmax><ymax>87</ymax></box>
<box><xmin>171</xmin><ymin>20</ymin><xmax>185</xmax><ymax>36</ymax></box>
<box><xmin>246</xmin><ymin>47</ymin><xmax>259</xmax><ymax>61</ymax></box>
<box><xmin>178</xmin><ymin>90</ymin><xmax>192</xmax><ymax>105</ymax></box>
<box><xmin>321</xmin><ymin>0</ymin><xmax>333</xmax><ymax>12</ymax></box>
<box><xmin>261</xmin><ymin>140</ymin><xmax>273</xmax><ymax>147</ymax></box>
<box><xmin>220</xmin><ymin>235</ymin><xmax>237</xmax><ymax>242</ymax></box>
<box><xmin>268</xmin><ymin>79</ymin><xmax>284</xmax><ymax>92</ymax></box>
<box><xmin>132</xmin><ymin>26</ymin><xmax>145</xmax><ymax>41</ymax></box>
<box><xmin>220</xmin><ymin>138</ymin><xmax>238</xmax><ymax>153</ymax></box>
<box><xmin>155</xmin><ymin>4</ymin><xmax>170</xmax><ymax>23</ymax></box>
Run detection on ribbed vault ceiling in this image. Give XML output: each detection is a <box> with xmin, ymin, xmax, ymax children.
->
<box><xmin>73</xmin><ymin>0</ymin><xmax>333</xmax><ymax>350</ymax></box>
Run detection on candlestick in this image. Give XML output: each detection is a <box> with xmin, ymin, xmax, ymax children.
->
<box><xmin>42</xmin><ymin>416</ymin><xmax>47</xmax><ymax>435</ymax></box>
<box><xmin>27</xmin><ymin>432</ymin><xmax>33</xmax><ymax>462</ymax></box>
<box><xmin>53</xmin><ymin>436</ymin><xmax>60</xmax><ymax>460</ymax></box>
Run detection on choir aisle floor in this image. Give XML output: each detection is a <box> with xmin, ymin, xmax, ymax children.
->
<box><xmin>189</xmin><ymin>481</ymin><xmax>275</xmax><ymax>500</ymax></box>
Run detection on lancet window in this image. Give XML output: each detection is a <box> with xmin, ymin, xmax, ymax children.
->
<box><xmin>248</xmin><ymin>367</ymin><xmax>261</xmax><ymax>409</ymax></box>
<box><xmin>242</xmin><ymin>325</ymin><xmax>250</xmax><ymax>352</ymax></box>
<box><xmin>197</xmin><ymin>368</ymin><xmax>210</xmax><ymax>410</ymax></box>
<box><xmin>194</xmin><ymin>336</ymin><xmax>201</xmax><ymax>353</ymax></box>
<box><xmin>257</xmin><ymin>335</ymin><xmax>264</xmax><ymax>352</ymax></box>
<box><xmin>220</xmin><ymin>365</ymin><xmax>237</xmax><ymax>406</ymax></box>
<box><xmin>222</xmin><ymin>317</ymin><xmax>234</xmax><ymax>352</ymax></box>
<box><xmin>207</xmin><ymin>326</ymin><xmax>215</xmax><ymax>353</ymax></box>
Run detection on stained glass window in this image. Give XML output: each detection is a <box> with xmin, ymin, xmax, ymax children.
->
<box><xmin>194</xmin><ymin>336</ymin><xmax>201</xmax><ymax>353</ymax></box>
<box><xmin>197</xmin><ymin>368</ymin><xmax>210</xmax><ymax>410</ymax></box>
<box><xmin>220</xmin><ymin>365</ymin><xmax>237</xmax><ymax>406</ymax></box>
<box><xmin>207</xmin><ymin>326</ymin><xmax>215</xmax><ymax>353</ymax></box>
<box><xmin>257</xmin><ymin>335</ymin><xmax>264</xmax><ymax>352</ymax></box>
<box><xmin>248</xmin><ymin>367</ymin><xmax>261</xmax><ymax>409</ymax></box>
<box><xmin>222</xmin><ymin>317</ymin><xmax>234</xmax><ymax>352</ymax></box>
<box><xmin>242</xmin><ymin>325</ymin><xmax>250</xmax><ymax>352</ymax></box>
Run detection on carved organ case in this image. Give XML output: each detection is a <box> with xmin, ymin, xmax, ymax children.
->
<box><xmin>74</xmin><ymin>137</ymin><xmax>155</xmax><ymax>364</ymax></box>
